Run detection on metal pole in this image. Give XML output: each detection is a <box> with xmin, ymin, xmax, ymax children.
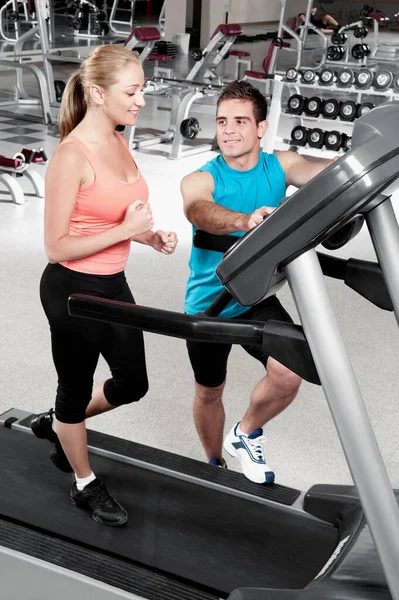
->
<box><xmin>367</xmin><ymin>196</ymin><xmax>399</xmax><ymax>327</ymax></box>
<box><xmin>285</xmin><ymin>249</ymin><xmax>399</xmax><ymax>600</ymax></box>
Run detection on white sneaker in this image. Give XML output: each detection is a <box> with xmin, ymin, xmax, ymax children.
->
<box><xmin>223</xmin><ymin>422</ymin><xmax>275</xmax><ymax>484</ymax></box>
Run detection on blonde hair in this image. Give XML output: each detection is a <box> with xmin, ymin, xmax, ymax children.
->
<box><xmin>58</xmin><ymin>45</ymin><xmax>141</xmax><ymax>141</ymax></box>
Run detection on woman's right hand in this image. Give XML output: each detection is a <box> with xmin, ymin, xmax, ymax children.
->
<box><xmin>121</xmin><ymin>200</ymin><xmax>154</xmax><ymax>239</ymax></box>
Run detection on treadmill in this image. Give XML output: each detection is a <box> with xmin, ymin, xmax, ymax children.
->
<box><xmin>1</xmin><ymin>102</ymin><xmax>399</xmax><ymax>600</ymax></box>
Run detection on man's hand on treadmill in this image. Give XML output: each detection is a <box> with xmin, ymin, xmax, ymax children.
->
<box><xmin>242</xmin><ymin>206</ymin><xmax>276</xmax><ymax>232</ymax></box>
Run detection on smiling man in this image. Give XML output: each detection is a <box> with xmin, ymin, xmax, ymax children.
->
<box><xmin>181</xmin><ymin>79</ymin><xmax>335</xmax><ymax>484</ymax></box>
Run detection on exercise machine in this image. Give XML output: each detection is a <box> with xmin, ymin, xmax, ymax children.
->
<box><xmin>0</xmin><ymin>146</ymin><xmax>47</xmax><ymax>204</ymax></box>
<box><xmin>0</xmin><ymin>103</ymin><xmax>398</xmax><ymax>599</ymax></box>
<box><xmin>123</xmin><ymin>76</ymin><xmax>220</xmax><ymax>160</ymax></box>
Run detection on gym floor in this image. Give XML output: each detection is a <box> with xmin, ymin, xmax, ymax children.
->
<box><xmin>0</xmin><ymin>23</ymin><xmax>399</xmax><ymax>494</ymax></box>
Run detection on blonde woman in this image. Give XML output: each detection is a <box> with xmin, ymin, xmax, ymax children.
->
<box><xmin>31</xmin><ymin>45</ymin><xmax>177</xmax><ymax>526</ymax></box>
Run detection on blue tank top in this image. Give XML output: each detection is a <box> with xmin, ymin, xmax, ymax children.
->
<box><xmin>184</xmin><ymin>151</ymin><xmax>286</xmax><ymax>318</ymax></box>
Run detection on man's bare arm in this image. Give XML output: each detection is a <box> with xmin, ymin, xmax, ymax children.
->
<box><xmin>277</xmin><ymin>150</ymin><xmax>337</xmax><ymax>188</ymax></box>
<box><xmin>181</xmin><ymin>171</ymin><xmax>272</xmax><ymax>234</ymax></box>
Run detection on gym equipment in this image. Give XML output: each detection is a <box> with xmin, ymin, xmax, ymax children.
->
<box><xmin>0</xmin><ymin>0</ymin><xmax>37</xmax><ymax>43</ymax></box>
<box><xmin>125</xmin><ymin>26</ymin><xmax>163</xmax><ymax>63</ymax></box>
<box><xmin>393</xmin><ymin>72</ymin><xmax>399</xmax><ymax>93</ymax></box>
<box><xmin>109</xmin><ymin>0</ymin><xmax>165</xmax><ymax>38</ymax></box>
<box><xmin>229</xmin><ymin>49</ymin><xmax>252</xmax><ymax>80</ymax></box>
<box><xmin>357</xmin><ymin>101</ymin><xmax>374</xmax><ymax>117</ymax></box>
<box><xmin>353</xmin><ymin>25</ymin><xmax>368</xmax><ymax>38</ymax></box>
<box><xmin>327</xmin><ymin>45</ymin><xmax>346</xmax><ymax>61</ymax></box>
<box><xmin>65</xmin><ymin>103</ymin><xmax>399</xmax><ymax>600</ymax></box>
<box><xmin>373</xmin><ymin>70</ymin><xmax>394</xmax><ymax>91</ymax></box>
<box><xmin>331</xmin><ymin>31</ymin><xmax>347</xmax><ymax>45</ymax></box>
<box><xmin>342</xmin><ymin>134</ymin><xmax>352</xmax><ymax>151</ymax></box>
<box><xmin>68</xmin><ymin>0</ymin><xmax>109</xmax><ymax>38</ymax></box>
<box><xmin>304</xmin><ymin>96</ymin><xmax>323</xmax><ymax>117</ymax></box>
<box><xmin>0</xmin><ymin>146</ymin><xmax>47</xmax><ymax>204</ymax></box>
<box><xmin>318</xmin><ymin>67</ymin><xmax>336</xmax><ymax>86</ymax></box>
<box><xmin>124</xmin><ymin>76</ymin><xmax>221</xmax><ymax>160</ymax></box>
<box><xmin>290</xmin><ymin>125</ymin><xmax>308</xmax><ymax>146</ymax></box>
<box><xmin>307</xmin><ymin>127</ymin><xmax>325</xmax><ymax>148</ymax></box>
<box><xmin>339</xmin><ymin>100</ymin><xmax>358</xmax><ymax>121</ymax></box>
<box><xmin>284</xmin><ymin>67</ymin><xmax>298</xmax><ymax>82</ymax></box>
<box><xmin>300</xmin><ymin>68</ymin><xmax>316</xmax><ymax>84</ymax></box>
<box><xmin>321</xmin><ymin>98</ymin><xmax>341</xmax><ymax>119</ymax></box>
<box><xmin>180</xmin><ymin>117</ymin><xmax>200</xmax><ymax>140</ymax></box>
<box><xmin>324</xmin><ymin>129</ymin><xmax>343</xmax><ymax>151</ymax></box>
<box><xmin>352</xmin><ymin>43</ymin><xmax>371</xmax><ymax>59</ymax></box>
<box><xmin>244</xmin><ymin>40</ymin><xmax>290</xmax><ymax>88</ymax></box>
<box><xmin>337</xmin><ymin>68</ymin><xmax>355</xmax><ymax>87</ymax></box>
<box><xmin>354</xmin><ymin>67</ymin><xmax>373</xmax><ymax>88</ymax></box>
<box><xmin>185</xmin><ymin>23</ymin><xmax>242</xmax><ymax>83</ymax></box>
<box><xmin>286</xmin><ymin>94</ymin><xmax>305</xmax><ymax>115</ymax></box>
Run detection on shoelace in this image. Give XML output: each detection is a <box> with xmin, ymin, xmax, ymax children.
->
<box><xmin>87</xmin><ymin>483</ymin><xmax>115</xmax><ymax>509</ymax></box>
<box><xmin>246</xmin><ymin>435</ymin><xmax>267</xmax><ymax>461</ymax></box>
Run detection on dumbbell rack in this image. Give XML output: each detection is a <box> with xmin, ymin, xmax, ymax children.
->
<box><xmin>264</xmin><ymin>72</ymin><xmax>399</xmax><ymax>159</ymax></box>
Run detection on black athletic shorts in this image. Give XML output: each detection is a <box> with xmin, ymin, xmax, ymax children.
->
<box><xmin>186</xmin><ymin>295</ymin><xmax>293</xmax><ymax>388</ymax></box>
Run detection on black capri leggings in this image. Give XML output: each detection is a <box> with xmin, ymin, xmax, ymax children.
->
<box><xmin>40</xmin><ymin>263</ymin><xmax>149</xmax><ymax>424</ymax></box>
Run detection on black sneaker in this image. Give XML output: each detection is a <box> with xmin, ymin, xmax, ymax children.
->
<box><xmin>70</xmin><ymin>478</ymin><xmax>128</xmax><ymax>527</ymax></box>
<box><xmin>30</xmin><ymin>409</ymin><xmax>73</xmax><ymax>473</ymax></box>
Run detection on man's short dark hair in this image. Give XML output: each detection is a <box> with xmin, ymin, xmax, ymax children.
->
<box><xmin>217</xmin><ymin>80</ymin><xmax>268</xmax><ymax>124</ymax></box>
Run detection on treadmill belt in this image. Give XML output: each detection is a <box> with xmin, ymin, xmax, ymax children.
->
<box><xmin>0</xmin><ymin>428</ymin><xmax>338</xmax><ymax>595</ymax></box>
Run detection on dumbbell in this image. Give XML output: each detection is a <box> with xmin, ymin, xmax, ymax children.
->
<box><xmin>190</xmin><ymin>48</ymin><xmax>203</xmax><ymax>62</ymax></box>
<box><xmin>331</xmin><ymin>32</ymin><xmax>348</xmax><ymax>45</ymax></box>
<box><xmin>337</xmin><ymin>68</ymin><xmax>355</xmax><ymax>88</ymax></box>
<box><xmin>342</xmin><ymin>136</ymin><xmax>352</xmax><ymax>152</ymax></box>
<box><xmin>324</xmin><ymin>130</ymin><xmax>345</xmax><ymax>151</ymax></box>
<box><xmin>352</xmin><ymin>44</ymin><xmax>371</xmax><ymax>59</ymax></box>
<box><xmin>393</xmin><ymin>72</ymin><xmax>399</xmax><ymax>93</ymax></box>
<box><xmin>373</xmin><ymin>70</ymin><xmax>393</xmax><ymax>91</ymax></box>
<box><xmin>353</xmin><ymin>26</ymin><xmax>368</xmax><ymax>38</ymax></box>
<box><xmin>180</xmin><ymin>117</ymin><xmax>201</xmax><ymax>139</ymax></box>
<box><xmin>300</xmin><ymin>69</ymin><xmax>317</xmax><ymax>84</ymax></box>
<box><xmin>286</xmin><ymin>94</ymin><xmax>306</xmax><ymax>115</ymax></box>
<box><xmin>322</xmin><ymin>98</ymin><xmax>341</xmax><ymax>119</ymax></box>
<box><xmin>354</xmin><ymin>68</ymin><xmax>373</xmax><ymax>89</ymax></box>
<box><xmin>339</xmin><ymin>100</ymin><xmax>358</xmax><ymax>121</ymax></box>
<box><xmin>327</xmin><ymin>46</ymin><xmax>346</xmax><ymax>61</ymax></box>
<box><xmin>308</xmin><ymin>128</ymin><xmax>325</xmax><ymax>149</ymax></box>
<box><xmin>318</xmin><ymin>68</ymin><xmax>337</xmax><ymax>86</ymax></box>
<box><xmin>285</xmin><ymin>67</ymin><xmax>298</xmax><ymax>82</ymax></box>
<box><xmin>357</xmin><ymin>102</ymin><xmax>374</xmax><ymax>118</ymax></box>
<box><xmin>291</xmin><ymin>126</ymin><xmax>309</xmax><ymax>146</ymax></box>
<box><xmin>304</xmin><ymin>96</ymin><xmax>323</xmax><ymax>117</ymax></box>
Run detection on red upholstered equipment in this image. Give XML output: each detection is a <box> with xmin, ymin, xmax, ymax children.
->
<box><xmin>212</xmin><ymin>24</ymin><xmax>242</xmax><ymax>38</ymax></box>
<box><xmin>125</xmin><ymin>26</ymin><xmax>161</xmax><ymax>45</ymax></box>
<box><xmin>230</xmin><ymin>50</ymin><xmax>251</xmax><ymax>57</ymax></box>
<box><xmin>0</xmin><ymin>156</ymin><xmax>24</xmax><ymax>169</ymax></box>
<box><xmin>27</xmin><ymin>0</ymin><xmax>36</xmax><ymax>14</ymax></box>
<box><xmin>263</xmin><ymin>41</ymin><xmax>290</xmax><ymax>73</ymax></box>
<box><xmin>147</xmin><ymin>54</ymin><xmax>172</xmax><ymax>61</ymax></box>
<box><xmin>244</xmin><ymin>71</ymin><xmax>267</xmax><ymax>79</ymax></box>
<box><xmin>21</xmin><ymin>148</ymin><xmax>45</xmax><ymax>163</ymax></box>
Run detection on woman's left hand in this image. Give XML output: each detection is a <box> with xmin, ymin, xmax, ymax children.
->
<box><xmin>152</xmin><ymin>230</ymin><xmax>178</xmax><ymax>254</ymax></box>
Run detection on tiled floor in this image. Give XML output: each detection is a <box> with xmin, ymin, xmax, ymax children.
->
<box><xmin>0</xmin><ymin>25</ymin><xmax>399</xmax><ymax>495</ymax></box>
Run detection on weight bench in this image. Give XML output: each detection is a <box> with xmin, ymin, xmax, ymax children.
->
<box><xmin>147</xmin><ymin>53</ymin><xmax>173</xmax><ymax>78</ymax></box>
<box><xmin>186</xmin><ymin>23</ymin><xmax>243</xmax><ymax>82</ymax></box>
<box><xmin>125</xmin><ymin>26</ymin><xmax>162</xmax><ymax>62</ymax></box>
<box><xmin>230</xmin><ymin>49</ymin><xmax>252</xmax><ymax>79</ymax></box>
<box><xmin>0</xmin><ymin>147</ymin><xmax>47</xmax><ymax>205</ymax></box>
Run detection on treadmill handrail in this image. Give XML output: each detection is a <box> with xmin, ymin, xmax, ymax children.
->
<box><xmin>68</xmin><ymin>294</ymin><xmax>320</xmax><ymax>384</ymax></box>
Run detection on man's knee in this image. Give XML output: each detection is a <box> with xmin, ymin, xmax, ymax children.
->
<box><xmin>267</xmin><ymin>357</ymin><xmax>302</xmax><ymax>397</ymax></box>
<box><xmin>104</xmin><ymin>376</ymin><xmax>149</xmax><ymax>407</ymax></box>
<box><xmin>195</xmin><ymin>381</ymin><xmax>225</xmax><ymax>405</ymax></box>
